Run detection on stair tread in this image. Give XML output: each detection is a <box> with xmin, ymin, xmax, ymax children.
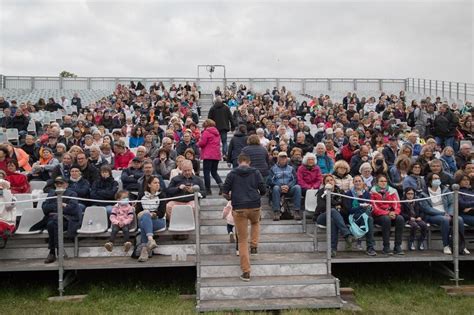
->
<box><xmin>200</xmin><ymin>219</ymin><xmax>302</xmax><ymax>225</ymax></box>
<box><xmin>197</xmin><ymin>296</ymin><xmax>343</xmax><ymax>311</ymax></box>
<box><xmin>200</xmin><ymin>233</ymin><xmax>313</xmax><ymax>243</ymax></box>
<box><xmin>201</xmin><ymin>252</ymin><xmax>325</xmax><ymax>265</ymax></box>
<box><xmin>200</xmin><ymin>274</ymin><xmax>335</xmax><ymax>287</ymax></box>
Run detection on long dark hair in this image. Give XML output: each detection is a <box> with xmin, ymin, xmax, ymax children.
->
<box><xmin>144</xmin><ymin>175</ymin><xmax>160</xmax><ymax>193</ymax></box>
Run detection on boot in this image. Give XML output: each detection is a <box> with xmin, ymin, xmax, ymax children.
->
<box><xmin>206</xmin><ymin>188</ymin><xmax>212</xmax><ymax>196</ymax></box>
<box><xmin>218</xmin><ymin>184</ymin><xmax>223</xmax><ymax>195</ymax></box>
<box><xmin>138</xmin><ymin>246</ymin><xmax>150</xmax><ymax>262</ymax></box>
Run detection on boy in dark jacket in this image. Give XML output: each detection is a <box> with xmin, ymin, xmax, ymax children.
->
<box><xmin>222</xmin><ymin>153</ymin><xmax>266</xmax><ymax>282</ymax></box>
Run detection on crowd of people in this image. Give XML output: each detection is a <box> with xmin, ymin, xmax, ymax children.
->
<box><xmin>0</xmin><ymin>80</ymin><xmax>473</xmax><ymax>263</ymax></box>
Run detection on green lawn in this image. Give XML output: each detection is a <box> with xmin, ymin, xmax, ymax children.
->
<box><xmin>1</xmin><ymin>263</ymin><xmax>473</xmax><ymax>314</ymax></box>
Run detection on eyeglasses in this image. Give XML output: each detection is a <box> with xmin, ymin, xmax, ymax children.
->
<box><xmin>378</xmin><ymin>180</ymin><xmax>387</xmax><ymax>183</ymax></box>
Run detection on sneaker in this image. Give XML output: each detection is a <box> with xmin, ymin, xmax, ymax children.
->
<box><xmin>344</xmin><ymin>235</ymin><xmax>354</xmax><ymax>250</ymax></box>
<box><xmin>229</xmin><ymin>232</ymin><xmax>235</xmax><ymax>243</ymax></box>
<box><xmin>394</xmin><ymin>246</ymin><xmax>405</xmax><ymax>255</ymax></box>
<box><xmin>44</xmin><ymin>253</ymin><xmax>56</xmax><ymax>264</ymax></box>
<box><xmin>240</xmin><ymin>272</ymin><xmax>250</xmax><ymax>282</ymax></box>
<box><xmin>250</xmin><ymin>247</ymin><xmax>258</xmax><ymax>255</ymax></box>
<box><xmin>331</xmin><ymin>250</ymin><xmax>337</xmax><ymax>258</ymax></box>
<box><xmin>382</xmin><ymin>247</ymin><xmax>393</xmax><ymax>255</ymax></box>
<box><xmin>218</xmin><ymin>184</ymin><xmax>223</xmax><ymax>196</ymax></box>
<box><xmin>356</xmin><ymin>240</ymin><xmax>363</xmax><ymax>251</ymax></box>
<box><xmin>273</xmin><ymin>213</ymin><xmax>280</xmax><ymax>221</ymax></box>
<box><xmin>147</xmin><ymin>239</ymin><xmax>157</xmax><ymax>251</ymax></box>
<box><xmin>418</xmin><ymin>242</ymin><xmax>425</xmax><ymax>251</ymax></box>
<box><xmin>293</xmin><ymin>212</ymin><xmax>302</xmax><ymax>221</ymax></box>
<box><xmin>138</xmin><ymin>246</ymin><xmax>149</xmax><ymax>262</ymax></box>
<box><xmin>443</xmin><ymin>246</ymin><xmax>452</xmax><ymax>255</ymax></box>
<box><xmin>236</xmin><ymin>250</ymin><xmax>239</xmax><ymax>256</ymax></box>
<box><xmin>409</xmin><ymin>241</ymin><xmax>416</xmax><ymax>251</ymax></box>
<box><xmin>123</xmin><ymin>241</ymin><xmax>132</xmax><ymax>253</ymax></box>
<box><xmin>463</xmin><ymin>248</ymin><xmax>471</xmax><ymax>255</ymax></box>
<box><xmin>104</xmin><ymin>241</ymin><xmax>113</xmax><ymax>252</ymax></box>
<box><xmin>366</xmin><ymin>248</ymin><xmax>377</xmax><ymax>256</ymax></box>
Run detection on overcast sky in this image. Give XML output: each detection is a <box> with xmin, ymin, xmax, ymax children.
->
<box><xmin>0</xmin><ymin>0</ymin><xmax>473</xmax><ymax>83</ymax></box>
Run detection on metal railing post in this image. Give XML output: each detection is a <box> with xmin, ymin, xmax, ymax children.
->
<box><xmin>423</xmin><ymin>79</ymin><xmax>426</xmax><ymax>95</ymax></box>
<box><xmin>378</xmin><ymin>79</ymin><xmax>383</xmax><ymax>91</ymax></box>
<box><xmin>30</xmin><ymin>77</ymin><xmax>35</xmax><ymax>91</ymax></box>
<box><xmin>325</xmin><ymin>188</ymin><xmax>332</xmax><ymax>274</ymax></box>
<box><xmin>57</xmin><ymin>189</ymin><xmax>65</xmax><ymax>297</ymax></box>
<box><xmin>193</xmin><ymin>185</ymin><xmax>201</xmax><ymax>302</ymax></box>
<box><xmin>302</xmin><ymin>79</ymin><xmax>306</xmax><ymax>95</ymax></box>
<box><xmin>353</xmin><ymin>79</ymin><xmax>357</xmax><ymax>91</ymax></box>
<box><xmin>442</xmin><ymin>81</ymin><xmax>445</xmax><ymax>98</ymax></box>
<box><xmin>87</xmin><ymin>77</ymin><xmax>91</xmax><ymax>90</ymax></box>
<box><xmin>435</xmin><ymin>80</ymin><xmax>438</xmax><ymax>97</ymax></box>
<box><xmin>452</xmin><ymin>184</ymin><xmax>460</xmax><ymax>287</ymax></box>
<box><xmin>465</xmin><ymin>84</ymin><xmax>467</xmax><ymax>102</ymax></box>
<box><xmin>418</xmin><ymin>78</ymin><xmax>420</xmax><ymax>94</ymax></box>
<box><xmin>404</xmin><ymin>78</ymin><xmax>407</xmax><ymax>92</ymax></box>
<box><xmin>429</xmin><ymin>80</ymin><xmax>432</xmax><ymax>96</ymax></box>
<box><xmin>449</xmin><ymin>82</ymin><xmax>452</xmax><ymax>100</ymax></box>
<box><xmin>456</xmin><ymin>82</ymin><xmax>459</xmax><ymax>101</ymax></box>
<box><xmin>328</xmin><ymin>79</ymin><xmax>331</xmax><ymax>91</ymax></box>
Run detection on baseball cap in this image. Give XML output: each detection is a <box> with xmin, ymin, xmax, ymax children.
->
<box><xmin>278</xmin><ymin>151</ymin><xmax>288</xmax><ymax>157</ymax></box>
<box><xmin>54</xmin><ymin>176</ymin><xmax>67</xmax><ymax>184</ymax></box>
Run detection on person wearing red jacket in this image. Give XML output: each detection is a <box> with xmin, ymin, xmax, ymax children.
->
<box><xmin>297</xmin><ymin>153</ymin><xmax>322</xmax><ymax>196</ymax></box>
<box><xmin>340</xmin><ymin>135</ymin><xmax>360</xmax><ymax>163</ymax></box>
<box><xmin>370</xmin><ymin>174</ymin><xmax>405</xmax><ymax>255</ymax></box>
<box><xmin>5</xmin><ymin>160</ymin><xmax>30</xmax><ymax>194</ymax></box>
<box><xmin>113</xmin><ymin>140</ymin><xmax>135</xmax><ymax>170</ymax></box>
<box><xmin>198</xmin><ymin>119</ymin><xmax>223</xmax><ymax>195</ymax></box>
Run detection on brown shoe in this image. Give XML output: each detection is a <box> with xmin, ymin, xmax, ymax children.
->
<box><xmin>123</xmin><ymin>241</ymin><xmax>132</xmax><ymax>253</ymax></box>
<box><xmin>273</xmin><ymin>213</ymin><xmax>280</xmax><ymax>221</ymax></box>
<box><xmin>138</xmin><ymin>246</ymin><xmax>150</xmax><ymax>262</ymax></box>
<box><xmin>240</xmin><ymin>272</ymin><xmax>250</xmax><ymax>282</ymax></box>
<box><xmin>104</xmin><ymin>241</ymin><xmax>113</xmax><ymax>252</ymax></box>
<box><xmin>44</xmin><ymin>253</ymin><xmax>56</xmax><ymax>264</ymax></box>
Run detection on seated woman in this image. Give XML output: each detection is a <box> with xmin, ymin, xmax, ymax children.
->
<box><xmin>370</xmin><ymin>174</ymin><xmax>405</xmax><ymax>255</ymax></box>
<box><xmin>359</xmin><ymin>162</ymin><xmax>375</xmax><ymax>189</ymax></box>
<box><xmin>439</xmin><ymin>146</ymin><xmax>457</xmax><ymax>176</ymax></box>
<box><xmin>68</xmin><ymin>164</ymin><xmax>90</xmax><ymax>212</ymax></box>
<box><xmin>137</xmin><ymin>176</ymin><xmax>167</xmax><ymax>262</ymax></box>
<box><xmin>389</xmin><ymin>155</ymin><xmax>412</xmax><ymax>195</ymax></box>
<box><xmin>314</xmin><ymin>174</ymin><xmax>354</xmax><ymax>258</ymax></box>
<box><xmin>333</xmin><ymin>160</ymin><xmax>353</xmax><ymax>191</ymax></box>
<box><xmin>153</xmin><ymin>148</ymin><xmax>176</xmax><ymax>180</ymax></box>
<box><xmin>129</xmin><ymin>126</ymin><xmax>145</xmax><ymax>149</ymax></box>
<box><xmin>5</xmin><ymin>160</ymin><xmax>30</xmax><ymax>194</ymax></box>
<box><xmin>29</xmin><ymin>147</ymin><xmax>59</xmax><ymax>181</ymax></box>
<box><xmin>344</xmin><ymin>175</ymin><xmax>376</xmax><ymax>256</ymax></box>
<box><xmin>297</xmin><ymin>153</ymin><xmax>323</xmax><ymax>196</ymax></box>
<box><xmin>401</xmin><ymin>187</ymin><xmax>427</xmax><ymax>251</ymax></box>
<box><xmin>90</xmin><ymin>165</ymin><xmax>119</xmax><ymax>215</ymax></box>
<box><xmin>184</xmin><ymin>148</ymin><xmax>200</xmax><ymax>176</ymax></box>
<box><xmin>458</xmin><ymin>174</ymin><xmax>474</xmax><ymax>228</ymax></box>
<box><xmin>402</xmin><ymin>162</ymin><xmax>427</xmax><ymax>194</ymax></box>
<box><xmin>416</xmin><ymin>146</ymin><xmax>434</xmax><ymax>176</ymax></box>
<box><xmin>419</xmin><ymin>173</ymin><xmax>469</xmax><ymax>255</ymax></box>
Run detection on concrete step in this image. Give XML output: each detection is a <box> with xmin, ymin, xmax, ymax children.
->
<box><xmin>200</xmin><ymin>252</ymin><xmax>327</xmax><ymax>278</ymax></box>
<box><xmin>199</xmin><ymin>275</ymin><xmax>338</xmax><ymax>300</ymax></box>
<box><xmin>200</xmin><ymin>219</ymin><xmax>303</xmax><ymax>235</ymax></box>
<box><xmin>200</xmin><ymin>233</ymin><xmax>314</xmax><ymax>254</ymax></box>
<box><xmin>199</xmin><ymin>208</ymin><xmax>274</xmax><ymax>220</ymax></box>
<box><xmin>197</xmin><ymin>296</ymin><xmax>343</xmax><ymax>312</ymax></box>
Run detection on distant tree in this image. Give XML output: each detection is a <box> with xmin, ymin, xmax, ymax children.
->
<box><xmin>59</xmin><ymin>71</ymin><xmax>77</xmax><ymax>78</ymax></box>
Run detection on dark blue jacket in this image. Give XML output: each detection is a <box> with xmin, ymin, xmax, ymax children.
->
<box><xmin>121</xmin><ymin>167</ymin><xmax>144</xmax><ymax>191</ymax></box>
<box><xmin>241</xmin><ymin>144</ymin><xmax>270</xmax><ymax>177</ymax></box>
<box><xmin>90</xmin><ymin>176</ymin><xmax>119</xmax><ymax>206</ymax></box>
<box><xmin>68</xmin><ymin>178</ymin><xmax>90</xmax><ymax>200</ymax></box>
<box><xmin>42</xmin><ymin>188</ymin><xmax>81</xmax><ymax>237</ymax></box>
<box><xmin>227</xmin><ymin>132</ymin><xmax>248</xmax><ymax>164</ymax></box>
<box><xmin>222</xmin><ymin>166</ymin><xmax>267</xmax><ymax>210</ymax></box>
<box><xmin>459</xmin><ymin>187</ymin><xmax>474</xmax><ymax>211</ymax></box>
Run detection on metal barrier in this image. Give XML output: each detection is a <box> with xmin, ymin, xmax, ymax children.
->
<box><xmin>407</xmin><ymin>78</ymin><xmax>474</xmax><ymax>102</ymax></box>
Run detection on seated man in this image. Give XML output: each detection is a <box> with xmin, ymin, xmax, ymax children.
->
<box><xmin>42</xmin><ymin>176</ymin><xmax>82</xmax><ymax>264</ymax></box>
<box><xmin>166</xmin><ymin>160</ymin><xmax>205</xmax><ymax>220</ymax></box>
<box><xmin>121</xmin><ymin>157</ymin><xmax>144</xmax><ymax>193</ymax></box>
<box><xmin>268</xmin><ymin>151</ymin><xmax>302</xmax><ymax>221</ymax></box>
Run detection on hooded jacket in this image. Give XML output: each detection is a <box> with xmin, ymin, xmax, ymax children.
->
<box><xmin>198</xmin><ymin>126</ymin><xmax>222</xmax><ymax>161</ymax></box>
<box><xmin>227</xmin><ymin>131</ymin><xmax>248</xmax><ymax>163</ymax></box>
<box><xmin>370</xmin><ymin>185</ymin><xmax>401</xmax><ymax>216</ymax></box>
<box><xmin>208</xmin><ymin>101</ymin><xmax>235</xmax><ymax>132</ymax></box>
<box><xmin>222</xmin><ymin>165</ymin><xmax>266</xmax><ymax>210</ymax></box>
<box><xmin>90</xmin><ymin>176</ymin><xmax>119</xmax><ymax>206</ymax></box>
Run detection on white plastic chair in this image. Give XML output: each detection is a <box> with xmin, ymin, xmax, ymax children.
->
<box><xmin>13</xmin><ymin>193</ymin><xmax>34</xmax><ymax>217</ymax></box>
<box><xmin>35</xmin><ymin>193</ymin><xmax>49</xmax><ymax>209</ymax></box>
<box><xmin>112</xmin><ymin>170</ymin><xmax>122</xmax><ymax>180</ymax></box>
<box><xmin>27</xmin><ymin>120</ymin><xmax>37</xmax><ymax>135</ymax></box>
<box><xmin>30</xmin><ymin>180</ymin><xmax>47</xmax><ymax>192</ymax></box>
<box><xmin>15</xmin><ymin>208</ymin><xmax>44</xmax><ymax>235</ymax></box>
<box><xmin>302</xmin><ymin>189</ymin><xmax>318</xmax><ymax>233</ymax></box>
<box><xmin>6</xmin><ymin>128</ymin><xmax>19</xmax><ymax>144</ymax></box>
<box><xmin>168</xmin><ymin>205</ymin><xmax>195</xmax><ymax>232</ymax></box>
<box><xmin>76</xmin><ymin>206</ymin><xmax>108</xmax><ymax>234</ymax></box>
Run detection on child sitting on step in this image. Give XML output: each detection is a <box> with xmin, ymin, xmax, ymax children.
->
<box><xmin>105</xmin><ymin>190</ymin><xmax>134</xmax><ymax>253</ymax></box>
<box><xmin>222</xmin><ymin>200</ymin><xmax>239</xmax><ymax>256</ymax></box>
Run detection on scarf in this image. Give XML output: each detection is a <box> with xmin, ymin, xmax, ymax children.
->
<box><xmin>70</xmin><ymin>176</ymin><xmax>82</xmax><ymax>183</ymax></box>
<box><xmin>350</xmin><ymin>187</ymin><xmax>366</xmax><ymax>209</ymax></box>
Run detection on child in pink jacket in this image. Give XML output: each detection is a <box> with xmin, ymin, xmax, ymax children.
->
<box><xmin>105</xmin><ymin>191</ymin><xmax>134</xmax><ymax>253</ymax></box>
<box><xmin>222</xmin><ymin>200</ymin><xmax>239</xmax><ymax>256</ymax></box>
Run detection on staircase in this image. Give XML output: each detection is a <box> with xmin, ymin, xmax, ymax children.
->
<box><xmin>195</xmin><ymin>95</ymin><xmax>343</xmax><ymax>312</ymax></box>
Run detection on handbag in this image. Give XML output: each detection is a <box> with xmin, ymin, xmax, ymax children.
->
<box><xmin>348</xmin><ymin>212</ymin><xmax>369</xmax><ymax>239</ymax></box>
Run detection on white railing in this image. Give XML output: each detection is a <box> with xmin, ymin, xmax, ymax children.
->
<box><xmin>407</xmin><ymin>78</ymin><xmax>474</xmax><ymax>102</ymax></box>
<box><xmin>0</xmin><ymin>75</ymin><xmax>407</xmax><ymax>94</ymax></box>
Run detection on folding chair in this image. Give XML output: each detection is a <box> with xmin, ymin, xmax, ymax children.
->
<box><xmin>75</xmin><ymin>206</ymin><xmax>108</xmax><ymax>256</ymax></box>
<box><xmin>13</xmin><ymin>193</ymin><xmax>34</xmax><ymax>217</ymax></box>
<box><xmin>15</xmin><ymin>208</ymin><xmax>44</xmax><ymax>235</ymax></box>
<box><xmin>6</xmin><ymin>128</ymin><xmax>19</xmax><ymax>144</ymax></box>
<box><xmin>30</xmin><ymin>180</ymin><xmax>47</xmax><ymax>192</ymax></box>
<box><xmin>303</xmin><ymin>189</ymin><xmax>318</xmax><ymax>233</ymax></box>
<box><xmin>168</xmin><ymin>205</ymin><xmax>195</xmax><ymax>232</ymax></box>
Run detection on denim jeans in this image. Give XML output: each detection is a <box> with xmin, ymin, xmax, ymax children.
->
<box><xmin>110</xmin><ymin>224</ymin><xmax>130</xmax><ymax>243</ymax></box>
<box><xmin>460</xmin><ymin>213</ymin><xmax>474</xmax><ymax>227</ymax></box>
<box><xmin>271</xmin><ymin>185</ymin><xmax>302</xmax><ymax>213</ymax></box>
<box><xmin>220</xmin><ymin>130</ymin><xmax>228</xmax><ymax>156</ymax></box>
<box><xmin>203</xmin><ymin>159</ymin><xmax>222</xmax><ymax>189</ymax></box>
<box><xmin>425</xmin><ymin>214</ymin><xmax>465</xmax><ymax>247</ymax></box>
<box><xmin>316</xmin><ymin>209</ymin><xmax>351</xmax><ymax>250</ymax></box>
<box><xmin>139</xmin><ymin>212</ymin><xmax>166</xmax><ymax>244</ymax></box>
<box><xmin>374</xmin><ymin>215</ymin><xmax>404</xmax><ymax>248</ymax></box>
<box><xmin>435</xmin><ymin>136</ymin><xmax>455</xmax><ymax>150</ymax></box>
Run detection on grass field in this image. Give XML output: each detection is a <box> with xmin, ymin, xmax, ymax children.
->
<box><xmin>1</xmin><ymin>262</ymin><xmax>473</xmax><ymax>314</ymax></box>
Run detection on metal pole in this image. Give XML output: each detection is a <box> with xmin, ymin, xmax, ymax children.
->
<box><xmin>435</xmin><ymin>80</ymin><xmax>438</xmax><ymax>96</ymax></box>
<box><xmin>418</xmin><ymin>79</ymin><xmax>420</xmax><ymax>94</ymax></box>
<box><xmin>429</xmin><ymin>80</ymin><xmax>432</xmax><ymax>96</ymax></box>
<box><xmin>325</xmin><ymin>188</ymin><xmax>332</xmax><ymax>274</ymax></box>
<box><xmin>57</xmin><ymin>189</ymin><xmax>65</xmax><ymax>297</ymax></box>
<box><xmin>465</xmin><ymin>84</ymin><xmax>467</xmax><ymax>102</ymax></box>
<box><xmin>193</xmin><ymin>186</ymin><xmax>201</xmax><ymax>277</ymax></box>
<box><xmin>456</xmin><ymin>82</ymin><xmax>459</xmax><ymax>101</ymax></box>
<box><xmin>423</xmin><ymin>79</ymin><xmax>426</xmax><ymax>95</ymax></box>
<box><xmin>449</xmin><ymin>82</ymin><xmax>452</xmax><ymax>100</ymax></box>
<box><xmin>452</xmin><ymin>184</ymin><xmax>460</xmax><ymax>287</ymax></box>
